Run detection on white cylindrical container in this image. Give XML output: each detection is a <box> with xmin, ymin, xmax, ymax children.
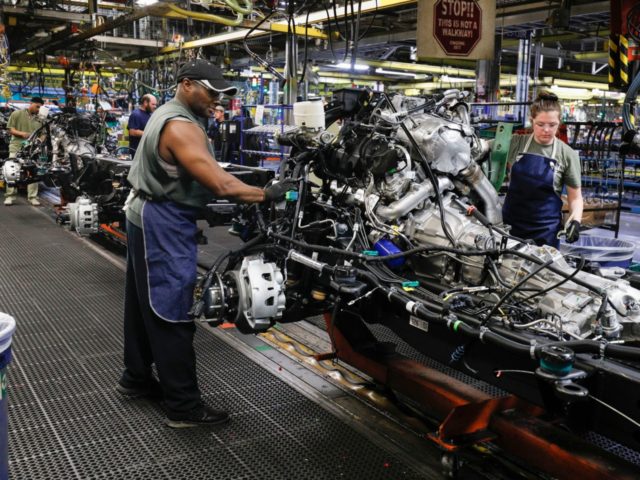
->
<box><xmin>293</xmin><ymin>101</ymin><xmax>325</xmax><ymax>129</ymax></box>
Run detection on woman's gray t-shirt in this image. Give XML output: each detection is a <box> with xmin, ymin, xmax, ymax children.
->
<box><xmin>507</xmin><ymin>134</ymin><xmax>581</xmax><ymax>196</ymax></box>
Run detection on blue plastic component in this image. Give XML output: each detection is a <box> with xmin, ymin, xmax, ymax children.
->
<box><xmin>540</xmin><ymin>358</ymin><xmax>572</xmax><ymax>376</ymax></box>
<box><xmin>285</xmin><ymin>190</ymin><xmax>299</xmax><ymax>201</ymax></box>
<box><xmin>374</xmin><ymin>239</ymin><xmax>405</xmax><ymax>268</ymax></box>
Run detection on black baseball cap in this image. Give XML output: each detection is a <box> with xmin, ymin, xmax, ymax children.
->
<box><xmin>176</xmin><ymin>59</ymin><xmax>238</xmax><ymax>96</ymax></box>
<box><xmin>31</xmin><ymin>97</ymin><xmax>44</xmax><ymax>105</ymax></box>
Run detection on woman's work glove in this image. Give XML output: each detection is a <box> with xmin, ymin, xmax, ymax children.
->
<box><xmin>565</xmin><ymin>220</ymin><xmax>581</xmax><ymax>243</ymax></box>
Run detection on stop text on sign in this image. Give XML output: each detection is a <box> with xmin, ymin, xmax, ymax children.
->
<box><xmin>439</xmin><ymin>0</ymin><xmax>476</xmax><ymax>18</ymax></box>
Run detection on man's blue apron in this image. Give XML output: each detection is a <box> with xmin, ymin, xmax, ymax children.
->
<box><xmin>140</xmin><ymin>200</ymin><xmax>199</xmax><ymax>322</ymax></box>
<box><xmin>502</xmin><ymin>135</ymin><xmax>562</xmax><ymax>248</ymax></box>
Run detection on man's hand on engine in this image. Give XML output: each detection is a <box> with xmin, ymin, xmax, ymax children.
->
<box><xmin>565</xmin><ymin>220</ymin><xmax>581</xmax><ymax>243</ymax></box>
<box><xmin>263</xmin><ymin>178</ymin><xmax>298</xmax><ymax>202</ymax></box>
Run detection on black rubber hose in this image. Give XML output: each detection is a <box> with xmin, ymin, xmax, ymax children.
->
<box><xmin>383</xmin><ymin>287</ymin><xmax>532</xmax><ymax>355</ymax></box>
<box><xmin>378</xmin><ymin>278</ymin><xmax>640</xmax><ymax>362</ymax></box>
<box><xmin>482</xmin><ymin>259</ymin><xmax>553</xmax><ymax>324</ymax></box>
<box><xmin>522</xmin><ymin>255</ymin><xmax>585</xmax><ymax>302</ymax></box>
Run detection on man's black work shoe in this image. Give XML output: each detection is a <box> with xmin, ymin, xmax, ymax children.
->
<box><xmin>166</xmin><ymin>403</ymin><xmax>230</xmax><ymax>429</ymax></box>
<box><xmin>116</xmin><ymin>378</ymin><xmax>163</xmax><ymax>400</ymax></box>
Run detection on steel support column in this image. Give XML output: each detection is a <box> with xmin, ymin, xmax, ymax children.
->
<box><xmin>515</xmin><ymin>33</ymin><xmax>533</xmax><ymax>123</ymax></box>
<box><xmin>476</xmin><ymin>35</ymin><xmax>502</xmax><ymax>119</ymax></box>
<box><xmin>532</xmin><ymin>32</ymin><xmax>543</xmax><ymax>101</ymax></box>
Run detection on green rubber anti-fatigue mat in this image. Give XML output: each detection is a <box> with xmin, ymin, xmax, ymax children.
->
<box><xmin>0</xmin><ymin>202</ymin><xmax>431</xmax><ymax>480</ymax></box>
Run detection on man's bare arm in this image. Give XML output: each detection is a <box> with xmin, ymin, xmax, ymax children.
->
<box><xmin>159</xmin><ymin>120</ymin><xmax>266</xmax><ymax>203</ymax></box>
<box><xmin>129</xmin><ymin>128</ymin><xmax>144</xmax><ymax>138</ymax></box>
<box><xmin>9</xmin><ymin>127</ymin><xmax>29</xmax><ymax>139</ymax></box>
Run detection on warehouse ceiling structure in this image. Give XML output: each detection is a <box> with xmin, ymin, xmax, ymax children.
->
<box><xmin>0</xmin><ymin>0</ymin><xmax>616</xmax><ymax>96</ymax></box>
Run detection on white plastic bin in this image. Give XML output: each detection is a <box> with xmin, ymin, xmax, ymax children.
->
<box><xmin>559</xmin><ymin>235</ymin><xmax>635</xmax><ymax>268</ymax></box>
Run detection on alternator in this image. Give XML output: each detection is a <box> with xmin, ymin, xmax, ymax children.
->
<box><xmin>67</xmin><ymin>196</ymin><xmax>99</xmax><ymax>236</ymax></box>
<box><xmin>1</xmin><ymin>161</ymin><xmax>20</xmax><ymax>185</ymax></box>
<box><xmin>202</xmin><ymin>256</ymin><xmax>286</xmax><ymax>333</ymax></box>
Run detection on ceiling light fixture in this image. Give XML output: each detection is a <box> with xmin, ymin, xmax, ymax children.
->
<box><xmin>374</xmin><ymin>68</ymin><xmax>416</xmax><ymax>78</ymax></box>
<box><xmin>331</xmin><ymin>62</ymin><xmax>370</xmax><ymax>71</ymax></box>
<box><xmin>440</xmin><ymin>75</ymin><xmax>475</xmax><ymax>83</ymax></box>
<box><xmin>552</xmin><ymin>78</ymin><xmax>609</xmax><ymax>91</ymax></box>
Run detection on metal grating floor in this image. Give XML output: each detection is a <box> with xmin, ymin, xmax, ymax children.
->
<box><xmin>0</xmin><ymin>202</ymin><xmax>430</xmax><ymax>480</ymax></box>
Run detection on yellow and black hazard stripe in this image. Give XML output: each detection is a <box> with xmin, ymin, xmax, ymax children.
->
<box><xmin>620</xmin><ymin>34</ymin><xmax>630</xmax><ymax>88</ymax></box>
<box><xmin>609</xmin><ymin>33</ymin><xmax>621</xmax><ymax>89</ymax></box>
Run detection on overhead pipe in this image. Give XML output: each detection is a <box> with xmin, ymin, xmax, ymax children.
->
<box><xmin>223</xmin><ymin>0</ymin><xmax>253</xmax><ymax>15</ymax></box>
<box><xmin>164</xmin><ymin>3</ymin><xmax>244</xmax><ymax>27</ymax></box>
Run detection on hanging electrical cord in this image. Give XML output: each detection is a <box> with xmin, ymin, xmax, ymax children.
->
<box><xmin>350</xmin><ymin>0</ymin><xmax>363</xmax><ymax>69</ymax></box>
<box><xmin>298</xmin><ymin>5</ymin><xmax>312</xmax><ymax>83</ymax></box>
<box><xmin>324</xmin><ymin>4</ymin><xmax>338</xmax><ymax>62</ymax></box>
<box><xmin>243</xmin><ymin>9</ymin><xmax>286</xmax><ymax>82</ymax></box>
<box><xmin>357</xmin><ymin>0</ymin><xmax>378</xmax><ymax>40</ymax></box>
<box><xmin>337</xmin><ymin>0</ymin><xmax>351</xmax><ymax>63</ymax></box>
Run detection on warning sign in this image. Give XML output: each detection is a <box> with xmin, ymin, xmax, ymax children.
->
<box><xmin>417</xmin><ymin>0</ymin><xmax>495</xmax><ymax>60</ymax></box>
<box><xmin>434</xmin><ymin>0</ymin><xmax>482</xmax><ymax>56</ymax></box>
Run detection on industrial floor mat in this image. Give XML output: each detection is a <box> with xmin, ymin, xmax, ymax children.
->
<box><xmin>0</xmin><ymin>204</ymin><xmax>430</xmax><ymax>480</ymax></box>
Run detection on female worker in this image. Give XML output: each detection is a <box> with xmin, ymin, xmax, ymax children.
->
<box><xmin>502</xmin><ymin>91</ymin><xmax>583</xmax><ymax>248</ymax></box>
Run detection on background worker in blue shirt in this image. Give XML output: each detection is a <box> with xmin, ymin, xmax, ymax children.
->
<box><xmin>127</xmin><ymin>94</ymin><xmax>157</xmax><ymax>155</ymax></box>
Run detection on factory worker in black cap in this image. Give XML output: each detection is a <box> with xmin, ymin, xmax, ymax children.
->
<box><xmin>117</xmin><ymin>58</ymin><xmax>296</xmax><ymax>428</ymax></box>
<box><xmin>4</xmin><ymin>96</ymin><xmax>44</xmax><ymax>206</ymax></box>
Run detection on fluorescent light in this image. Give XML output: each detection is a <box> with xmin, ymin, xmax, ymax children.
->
<box><xmin>318</xmin><ymin>76</ymin><xmax>376</xmax><ymax>86</ymax></box>
<box><xmin>375</xmin><ymin>68</ymin><xmax>416</xmax><ymax>78</ymax></box>
<box><xmin>549</xmin><ymin>85</ymin><xmax>593</xmax><ymax>101</ymax></box>
<box><xmin>553</xmin><ymin>78</ymin><xmax>609</xmax><ymax>91</ymax></box>
<box><xmin>440</xmin><ymin>75</ymin><xmax>475</xmax><ymax>83</ymax></box>
<box><xmin>331</xmin><ymin>62</ymin><xmax>370</xmax><ymax>71</ymax></box>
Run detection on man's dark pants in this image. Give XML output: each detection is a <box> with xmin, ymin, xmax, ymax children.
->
<box><xmin>120</xmin><ymin>219</ymin><xmax>201</xmax><ymax>414</ymax></box>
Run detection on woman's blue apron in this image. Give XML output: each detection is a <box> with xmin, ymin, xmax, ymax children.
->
<box><xmin>140</xmin><ymin>200</ymin><xmax>199</xmax><ymax>322</ymax></box>
<box><xmin>502</xmin><ymin>135</ymin><xmax>562</xmax><ymax>248</ymax></box>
